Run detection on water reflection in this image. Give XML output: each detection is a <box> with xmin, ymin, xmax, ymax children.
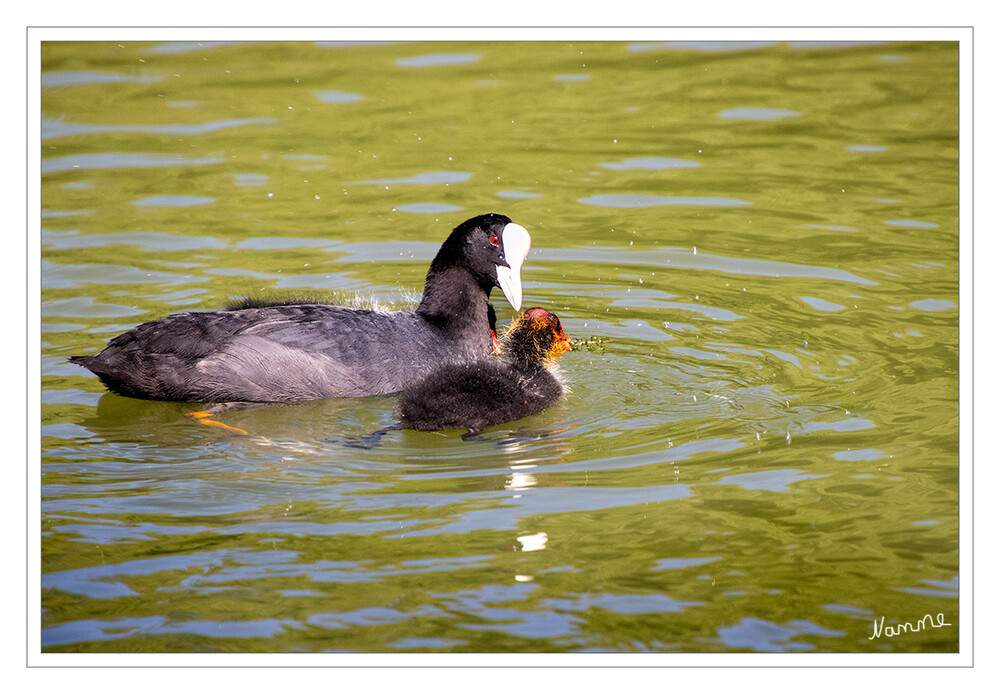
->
<box><xmin>599</xmin><ymin>157</ymin><xmax>700</xmax><ymax>170</ymax></box>
<box><xmin>315</xmin><ymin>90</ymin><xmax>363</xmax><ymax>103</ymax></box>
<box><xmin>653</xmin><ymin>556</ymin><xmax>722</xmax><ymax>570</ymax></box>
<box><xmin>133</xmin><ymin>195</ymin><xmax>215</xmax><ymax>207</ymax></box>
<box><xmin>714</xmin><ymin>469</ymin><xmax>827</xmax><ymax>493</ymax></box>
<box><xmin>41</xmin><ymin>152</ymin><xmax>224</xmax><ymax>174</ymax></box>
<box><xmin>909</xmin><ymin>299</ymin><xmax>955</xmax><ymax>311</ymax></box>
<box><xmin>578</xmin><ymin>193</ymin><xmax>752</xmax><ymax>208</ymax></box>
<box><xmin>43</xmin><ymin>230</ymin><xmax>227</xmax><ymax>251</ymax></box>
<box><xmin>847</xmin><ymin>144</ymin><xmax>888</xmax><ymax>152</ymax></box>
<box><xmin>626</xmin><ymin>41</ymin><xmax>779</xmax><ymax>53</ymax></box>
<box><xmin>718</xmin><ymin>107</ymin><xmax>801</xmax><ymax>120</ymax></box>
<box><xmin>396</xmin><ymin>53</ymin><xmax>480</xmax><ymax>67</ymax></box>
<box><xmin>496</xmin><ymin>191</ymin><xmax>542</xmax><ymax>199</ymax></box>
<box><xmin>885</xmin><ymin>219</ymin><xmax>940</xmax><ymax>229</ymax></box>
<box><xmin>42</xmin><ymin>258</ymin><xmax>206</xmax><ymax>289</ymax></box>
<box><xmin>147</xmin><ymin>41</ymin><xmax>246</xmax><ymax>54</ymax></box>
<box><xmin>396</xmin><ymin>203</ymin><xmax>465</xmax><ymax>213</ymax></box>
<box><xmin>41</xmin><ymin>70</ymin><xmax>161</xmax><ymax>87</ymax></box>
<box><xmin>717</xmin><ymin>617</ymin><xmax>844</xmax><ymax>653</ymax></box>
<box><xmin>41</xmin><ymin>116</ymin><xmax>277</xmax><ymax>140</ymax></box>
<box><xmin>537</xmin><ymin>246</ymin><xmax>877</xmax><ymax>286</ymax></box>
<box><xmin>361</xmin><ymin>171</ymin><xmax>472</xmax><ymax>185</ymax></box>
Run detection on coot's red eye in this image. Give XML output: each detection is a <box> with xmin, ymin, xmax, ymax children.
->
<box><xmin>489</xmin><ymin>234</ymin><xmax>499</xmax><ymax>246</ymax></box>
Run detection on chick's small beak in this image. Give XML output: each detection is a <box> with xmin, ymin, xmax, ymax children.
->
<box><xmin>495</xmin><ymin>223</ymin><xmax>531</xmax><ymax>311</ymax></box>
<box><xmin>553</xmin><ymin>329</ymin><xmax>573</xmax><ymax>356</ymax></box>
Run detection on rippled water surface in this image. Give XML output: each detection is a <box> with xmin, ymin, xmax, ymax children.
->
<box><xmin>39</xmin><ymin>40</ymin><xmax>960</xmax><ymax>654</ymax></box>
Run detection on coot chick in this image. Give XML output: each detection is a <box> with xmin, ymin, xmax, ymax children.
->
<box><xmin>397</xmin><ymin>307</ymin><xmax>572</xmax><ymax>432</ymax></box>
<box><xmin>70</xmin><ymin>213</ymin><xmax>530</xmax><ymax>402</ymax></box>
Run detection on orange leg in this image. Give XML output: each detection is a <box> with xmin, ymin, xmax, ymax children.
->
<box><xmin>188</xmin><ymin>410</ymin><xmax>249</xmax><ymax>435</ymax></box>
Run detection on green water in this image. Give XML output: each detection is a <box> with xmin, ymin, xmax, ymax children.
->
<box><xmin>40</xmin><ymin>40</ymin><xmax>959</xmax><ymax>654</ymax></box>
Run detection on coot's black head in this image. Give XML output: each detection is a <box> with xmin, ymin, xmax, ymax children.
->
<box><xmin>427</xmin><ymin>213</ymin><xmax>531</xmax><ymax>310</ymax></box>
<box><xmin>501</xmin><ymin>307</ymin><xmax>573</xmax><ymax>367</ymax></box>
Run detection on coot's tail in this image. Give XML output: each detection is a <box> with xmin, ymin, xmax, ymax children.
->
<box><xmin>68</xmin><ymin>354</ymin><xmax>149</xmax><ymax>400</ymax></box>
<box><xmin>68</xmin><ymin>355</ymin><xmax>103</xmax><ymax>380</ymax></box>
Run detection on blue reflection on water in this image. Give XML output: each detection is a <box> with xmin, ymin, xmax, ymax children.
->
<box><xmin>361</xmin><ymin>171</ymin><xmax>472</xmax><ymax>185</ymax></box>
<box><xmin>41</xmin><ymin>70</ymin><xmax>162</xmax><ymax>87</ymax></box>
<box><xmin>599</xmin><ymin>157</ymin><xmax>700</xmax><ymax>170</ymax></box>
<box><xmin>396</xmin><ymin>53</ymin><xmax>480</xmax><ymax>67</ymax></box>
<box><xmin>579</xmin><ymin>193</ymin><xmax>751</xmax><ymax>208</ymax></box>
<box><xmin>714</xmin><ymin>469</ymin><xmax>827</xmax><ymax>492</ymax></box>
<box><xmin>41</xmin><ymin>116</ymin><xmax>277</xmax><ymax>140</ymax></box>
<box><xmin>315</xmin><ymin>90</ymin><xmax>363</xmax><ymax>103</ymax></box>
<box><xmin>396</xmin><ymin>203</ymin><xmax>465</xmax><ymax>214</ymax></box>
<box><xmin>718</xmin><ymin>617</ymin><xmax>844</xmax><ymax>652</ymax></box>
<box><xmin>718</xmin><ymin>107</ymin><xmax>801</xmax><ymax>120</ymax></box>
<box><xmin>42</xmin><ymin>153</ymin><xmax>224</xmax><ymax>174</ymax></box>
<box><xmin>133</xmin><ymin>195</ymin><xmax>215</xmax><ymax>207</ymax></box>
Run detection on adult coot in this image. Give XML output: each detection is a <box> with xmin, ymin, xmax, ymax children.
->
<box><xmin>70</xmin><ymin>213</ymin><xmax>531</xmax><ymax>402</ymax></box>
<box><xmin>397</xmin><ymin>307</ymin><xmax>572</xmax><ymax>432</ymax></box>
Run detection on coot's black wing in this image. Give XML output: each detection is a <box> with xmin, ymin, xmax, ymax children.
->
<box><xmin>70</xmin><ymin>310</ymin><xmax>270</xmax><ymax>401</ymax></box>
<box><xmin>72</xmin><ymin>304</ymin><xmax>486</xmax><ymax>402</ymax></box>
<box><xmin>213</xmin><ymin>305</ymin><xmax>455</xmax><ymax>400</ymax></box>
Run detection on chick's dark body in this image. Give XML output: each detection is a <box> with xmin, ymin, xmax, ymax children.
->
<box><xmin>398</xmin><ymin>359</ymin><xmax>560</xmax><ymax>432</ymax></box>
<box><xmin>397</xmin><ymin>308</ymin><xmax>571</xmax><ymax>432</ymax></box>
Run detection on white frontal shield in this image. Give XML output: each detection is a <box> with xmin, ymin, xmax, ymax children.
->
<box><xmin>495</xmin><ymin>223</ymin><xmax>531</xmax><ymax>311</ymax></box>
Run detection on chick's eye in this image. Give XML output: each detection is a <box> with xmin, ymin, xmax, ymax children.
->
<box><xmin>489</xmin><ymin>234</ymin><xmax>499</xmax><ymax>247</ymax></box>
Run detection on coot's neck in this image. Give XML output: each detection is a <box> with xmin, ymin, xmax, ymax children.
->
<box><xmin>416</xmin><ymin>266</ymin><xmax>493</xmax><ymax>335</ymax></box>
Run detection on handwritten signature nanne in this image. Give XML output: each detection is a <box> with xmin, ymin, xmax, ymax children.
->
<box><xmin>869</xmin><ymin>613</ymin><xmax>951</xmax><ymax>640</ymax></box>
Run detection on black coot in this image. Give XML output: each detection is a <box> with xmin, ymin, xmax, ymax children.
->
<box><xmin>397</xmin><ymin>307</ymin><xmax>572</xmax><ymax>432</ymax></box>
<box><xmin>70</xmin><ymin>213</ymin><xmax>531</xmax><ymax>402</ymax></box>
